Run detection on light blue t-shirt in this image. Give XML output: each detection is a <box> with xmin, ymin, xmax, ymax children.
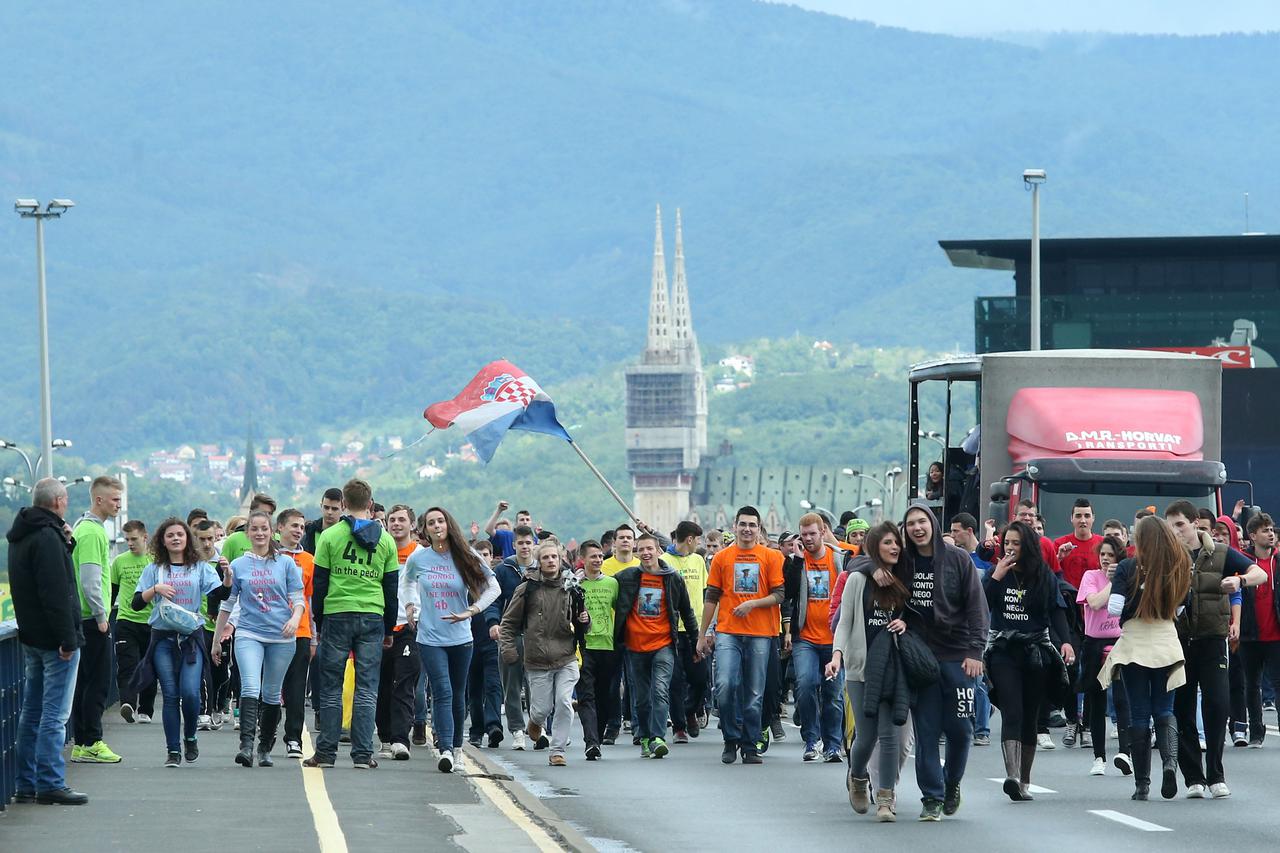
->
<box><xmin>407</xmin><ymin>547</ymin><xmax>497</xmax><ymax>648</ymax></box>
<box><xmin>135</xmin><ymin>561</ymin><xmax>223</xmax><ymax>629</ymax></box>
<box><xmin>222</xmin><ymin>553</ymin><xmax>305</xmax><ymax>643</ymax></box>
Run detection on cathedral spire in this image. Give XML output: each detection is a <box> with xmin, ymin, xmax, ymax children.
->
<box><xmin>645</xmin><ymin>204</ymin><xmax>672</xmax><ymax>357</ymax></box>
<box><xmin>670</xmin><ymin>208</ymin><xmax>699</xmax><ymax>365</ymax></box>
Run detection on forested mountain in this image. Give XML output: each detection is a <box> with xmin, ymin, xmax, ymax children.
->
<box><xmin>1</xmin><ymin>1</ymin><xmax>1276</xmax><ymax>461</ymax></box>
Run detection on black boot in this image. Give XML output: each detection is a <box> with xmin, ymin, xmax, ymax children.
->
<box><xmin>257</xmin><ymin>703</ymin><xmax>280</xmax><ymax>768</ymax></box>
<box><xmin>1019</xmin><ymin>740</ymin><xmax>1036</xmax><ymax>801</ymax></box>
<box><xmin>1128</xmin><ymin>726</ymin><xmax>1151</xmax><ymax>800</ymax></box>
<box><xmin>237</xmin><ymin>697</ymin><xmax>259</xmax><ymax>767</ymax></box>
<box><xmin>1155</xmin><ymin>717</ymin><xmax>1179</xmax><ymax>800</ymax></box>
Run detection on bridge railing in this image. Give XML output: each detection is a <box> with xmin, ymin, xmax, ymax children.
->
<box><xmin>0</xmin><ymin>620</ymin><xmax>21</xmax><ymax>811</ymax></box>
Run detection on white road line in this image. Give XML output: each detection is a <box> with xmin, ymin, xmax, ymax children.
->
<box><xmin>1089</xmin><ymin>809</ymin><xmax>1172</xmax><ymax>832</ymax></box>
<box><xmin>986</xmin><ymin>777</ymin><xmax>1057</xmax><ymax>794</ymax></box>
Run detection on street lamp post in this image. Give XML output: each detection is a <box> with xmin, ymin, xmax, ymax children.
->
<box><xmin>1</xmin><ymin>437</ymin><xmax>73</xmax><ymax>483</ymax></box>
<box><xmin>14</xmin><ymin>198</ymin><xmax>75</xmax><ymax>479</ymax></box>
<box><xmin>841</xmin><ymin>468</ymin><xmax>889</xmax><ymax>505</ymax></box>
<box><xmin>1022</xmin><ymin>171</ymin><xmax>1045</xmax><ymax>351</ymax></box>
<box><xmin>918</xmin><ymin>430</ymin><xmax>946</xmax><ymax>459</ymax></box>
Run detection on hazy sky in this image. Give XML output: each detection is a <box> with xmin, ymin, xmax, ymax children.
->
<box><xmin>780</xmin><ymin>1</ymin><xmax>1280</xmax><ymax>36</ymax></box>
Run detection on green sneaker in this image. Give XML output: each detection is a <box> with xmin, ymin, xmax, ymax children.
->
<box><xmin>755</xmin><ymin>727</ymin><xmax>771</xmax><ymax>754</ymax></box>
<box><xmin>640</xmin><ymin>738</ymin><xmax>652</xmax><ymax>759</ymax></box>
<box><xmin>81</xmin><ymin>740</ymin><xmax>123</xmax><ymax>763</ymax></box>
<box><xmin>918</xmin><ymin>799</ymin><xmax>943</xmax><ymax>822</ymax></box>
<box><xmin>70</xmin><ymin>745</ymin><xmax>88</xmax><ymax>763</ymax></box>
<box><xmin>650</xmin><ymin>738</ymin><xmax>669</xmax><ymax>759</ymax></box>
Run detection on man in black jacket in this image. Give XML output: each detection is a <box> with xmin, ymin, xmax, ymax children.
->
<box><xmin>9</xmin><ymin>478</ymin><xmax>89</xmax><ymax>805</ymax></box>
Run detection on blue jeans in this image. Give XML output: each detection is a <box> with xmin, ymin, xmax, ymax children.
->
<box><xmin>316</xmin><ymin>613</ymin><xmax>384</xmax><ymax>762</ymax></box>
<box><xmin>792</xmin><ymin>640</ymin><xmax>843</xmax><ymax>751</ymax></box>
<box><xmin>234</xmin><ymin>636</ymin><xmax>295</xmax><ymax>704</ymax></box>
<box><xmin>973</xmin><ymin>674</ymin><xmax>991</xmax><ymax>736</ymax></box>
<box><xmin>415</xmin><ymin>657</ymin><xmax>429</xmax><ymax>725</ymax></box>
<box><xmin>1124</xmin><ymin>663</ymin><xmax>1176</xmax><ymax>728</ymax></box>
<box><xmin>713</xmin><ymin>633</ymin><xmax>771</xmax><ymax>748</ymax></box>
<box><xmin>17</xmin><ymin>645</ymin><xmax>79</xmax><ymax>793</ymax></box>
<box><xmin>467</xmin><ymin>639</ymin><xmax>503</xmax><ymax>740</ymax></box>
<box><xmin>627</xmin><ymin>645</ymin><xmax>675</xmax><ymax>741</ymax></box>
<box><xmin>153</xmin><ymin>634</ymin><xmax>204</xmax><ymax>752</ymax></box>
<box><xmin>912</xmin><ymin>659</ymin><xmax>976</xmax><ymax>803</ymax></box>
<box><xmin>420</xmin><ymin>642</ymin><xmax>473</xmax><ymax>751</ymax></box>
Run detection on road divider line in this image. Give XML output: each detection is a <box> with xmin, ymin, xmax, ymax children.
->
<box><xmin>1089</xmin><ymin>809</ymin><xmax>1172</xmax><ymax>832</ymax></box>
<box><xmin>469</xmin><ymin>769</ymin><xmax>566</xmax><ymax>852</ymax></box>
<box><xmin>300</xmin><ymin>726</ymin><xmax>350</xmax><ymax>853</ymax></box>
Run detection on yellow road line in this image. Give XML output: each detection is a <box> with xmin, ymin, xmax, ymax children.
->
<box><xmin>300</xmin><ymin>727</ymin><xmax>350</xmax><ymax>853</ymax></box>
<box><xmin>467</xmin><ymin>769</ymin><xmax>566</xmax><ymax>853</ymax></box>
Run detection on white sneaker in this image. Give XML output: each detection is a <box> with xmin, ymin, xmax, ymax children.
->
<box><xmin>377</xmin><ymin>743</ymin><xmax>395</xmax><ymax>759</ymax></box>
<box><xmin>1037</xmin><ymin>733</ymin><xmax>1056</xmax><ymax>750</ymax></box>
<box><xmin>1209</xmin><ymin>782</ymin><xmax>1231</xmax><ymax>799</ymax></box>
<box><xmin>136</xmin><ymin>713</ymin><xmax>152</xmax><ymax>724</ymax></box>
<box><xmin>197</xmin><ymin>714</ymin><xmax>213</xmax><ymax>731</ymax></box>
<box><xmin>1109</xmin><ymin>725</ymin><xmax>1119</xmax><ymax>740</ymax></box>
<box><xmin>512</xmin><ymin>730</ymin><xmax>527</xmax><ymax>751</ymax></box>
<box><xmin>437</xmin><ymin>749</ymin><xmax>454</xmax><ymax>773</ymax></box>
<box><xmin>1090</xmin><ymin>757</ymin><xmax>1105</xmax><ymax>776</ymax></box>
<box><xmin>391</xmin><ymin>742</ymin><xmax>410</xmax><ymax>761</ymax></box>
<box><xmin>1186</xmin><ymin>783</ymin><xmax>1207</xmax><ymax>799</ymax></box>
<box><xmin>453</xmin><ymin>751</ymin><xmax>466</xmax><ymax>773</ymax></box>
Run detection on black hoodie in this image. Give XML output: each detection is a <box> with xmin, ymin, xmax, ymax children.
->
<box><xmin>7</xmin><ymin>506</ymin><xmax>83</xmax><ymax>652</ymax></box>
<box><xmin>902</xmin><ymin>500</ymin><xmax>989</xmax><ymax>663</ymax></box>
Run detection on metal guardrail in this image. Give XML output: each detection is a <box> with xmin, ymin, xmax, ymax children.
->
<box><xmin>0</xmin><ymin>619</ymin><xmax>20</xmax><ymax>811</ymax></box>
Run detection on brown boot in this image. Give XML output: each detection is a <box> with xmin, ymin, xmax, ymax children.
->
<box><xmin>1001</xmin><ymin>740</ymin><xmax>1027</xmax><ymax>801</ymax></box>
<box><xmin>849</xmin><ymin>775</ymin><xmax>870</xmax><ymax>814</ymax></box>
<box><xmin>875</xmin><ymin>789</ymin><xmax>896</xmax><ymax>822</ymax></box>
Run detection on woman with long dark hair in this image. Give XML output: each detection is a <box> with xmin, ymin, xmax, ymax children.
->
<box><xmin>925</xmin><ymin>462</ymin><xmax>945</xmax><ymax>501</ymax></box>
<box><xmin>828</xmin><ymin>521</ymin><xmax>914</xmax><ymax>822</ymax></box>
<box><xmin>132</xmin><ymin>518</ymin><xmax>230</xmax><ymax>767</ymax></box>
<box><xmin>405</xmin><ymin>506</ymin><xmax>499</xmax><ymax>773</ymax></box>
<box><xmin>983</xmin><ymin>521</ymin><xmax>1075</xmax><ymax>802</ymax></box>
<box><xmin>211</xmin><ymin>510</ymin><xmax>305</xmax><ymax>768</ymax></box>
<box><xmin>1076</xmin><ymin>535</ymin><xmax>1133</xmax><ymax>777</ymax></box>
<box><xmin>1100</xmin><ymin>515</ymin><xmax>1192</xmax><ymax>801</ymax></box>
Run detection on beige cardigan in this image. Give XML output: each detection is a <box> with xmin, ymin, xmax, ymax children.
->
<box><xmin>1097</xmin><ymin>617</ymin><xmax>1186</xmax><ymax>693</ymax></box>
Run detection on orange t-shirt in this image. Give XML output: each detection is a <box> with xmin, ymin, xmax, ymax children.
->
<box><xmin>292</xmin><ymin>550</ymin><xmax>316</xmax><ymax>640</ymax></box>
<box><xmin>626</xmin><ymin>573</ymin><xmax>671</xmax><ymax>653</ymax></box>
<box><xmin>835</xmin><ymin>541</ymin><xmax>859</xmax><ymax>556</ymax></box>
<box><xmin>799</xmin><ymin>548</ymin><xmax>838</xmax><ymax>645</ymax></box>
<box><xmin>708</xmin><ymin>544</ymin><xmax>785</xmax><ymax>638</ymax></box>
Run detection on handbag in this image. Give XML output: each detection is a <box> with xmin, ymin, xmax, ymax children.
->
<box><xmin>894</xmin><ymin>628</ymin><xmax>940</xmax><ymax>688</ymax></box>
<box><xmin>152</xmin><ymin>565</ymin><xmax>204</xmax><ymax>636</ymax></box>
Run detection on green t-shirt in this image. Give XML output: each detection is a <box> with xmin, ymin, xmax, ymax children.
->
<box><xmin>581</xmin><ymin>574</ymin><xmax>619</xmax><ymax>651</ymax></box>
<box><xmin>661</xmin><ymin>552</ymin><xmax>707</xmax><ymax>631</ymax></box>
<box><xmin>72</xmin><ymin>515</ymin><xmax>110</xmax><ymax>620</ymax></box>
<box><xmin>221</xmin><ymin>530</ymin><xmax>251</xmax><ymax>564</ymax></box>
<box><xmin>314</xmin><ymin>520</ymin><xmax>397</xmax><ymax>617</ymax></box>
<box><xmin>110</xmin><ymin>551</ymin><xmax>153</xmax><ymax>624</ymax></box>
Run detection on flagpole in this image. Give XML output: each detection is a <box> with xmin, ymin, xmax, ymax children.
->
<box><xmin>568</xmin><ymin>440</ymin><xmax>642</xmax><ymax>526</ymax></box>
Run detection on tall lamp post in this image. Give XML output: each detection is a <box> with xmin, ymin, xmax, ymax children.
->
<box><xmin>1022</xmin><ymin>170</ymin><xmax>1045</xmax><ymax>351</ymax></box>
<box><xmin>14</xmin><ymin>198</ymin><xmax>75</xmax><ymax>479</ymax></box>
<box><xmin>841</xmin><ymin>468</ymin><xmax>888</xmax><ymax>505</ymax></box>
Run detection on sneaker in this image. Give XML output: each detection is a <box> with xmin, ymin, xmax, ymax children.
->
<box><xmin>721</xmin><ymin>743</ymin><xmax>738</xmax><ymax>764</ymax></box>
<box><xmin>352</xmin><ymin>756</ymin><xmax>378</xmax><ymax>769</ymax></box>
<box><xmin>602</xmin><ymin>728</ymin><xmax>618</xmax><ymax>746</ymax></box>
<box><xmin>391</xmin><ymin>742</ymin><xmax>410</xmax><ymax>761</ymax></box>
<box><xmin>339</xmin><ymin>729</ymin><xmax>351</xmax><ymax>744</ymax></box>
<box><xmin>755</xmin><ymin>727</ymin><xmax>771</xmax><ymax>755</ymax></box>
<box><xmin>549</xmin><ymin>754</ymin><xmax>567</xmax><ymax>766</ymax></box>
<box><xmin>650</xmin><ymin>738</ymin><xmax>669</xmax><ymax>759</ymax></box>
<box><xmin>1047</xmin><ymin>710</ymin><xmax>1067</xmax><ymax>728</ymax></box>
<box><xmin>1209</xmin><ymin>782</ymin><xmax>1231</xmax><ymax>799</ymax></box>
<box><xmin>209</xmin><ymin>712</ymin><xmax>225</xmax><ymax>731</ymax></box>
<box><xmin>120</xmin><ymin>703</ymin><xmax>135</xmax><ymax>723</ymax></box>
<box><xmin>803</xmin><ymin>743</ymin><xmax>819</xmax><ymax>762</ymax></box>
<box><xmin>81</xmin><ymin>741</ymin><xmax>123</xmax><ymax>764</ymax></box>
<box><xmin>184</xmin><ymin>738</ymin><xmax>199</xmax><ymax>763</ymax></box>
<box><xmin>770</xmin><ymin>719</ymin><xmax>786</xmax><ymax>741</ymax></box>
<box><xmin>674</xmin><ymin>729</ymin><xmax>689</xmax><ymax>744</ymax></box>
<box><xmin>35</xmin><ymin>787</ymin><xmax>89</xmax><ymax>805</ymax></box>
<box><xmin>918</xmin><ymin>799</ymin><xmax>944</xmax><ymax>822</ymax></box>
<box><xmin>1264</xmin><ymin>700</ymin><xmax>1276</xmax><ymax>713</ymax></box>
<box><xmin>586</xmin><ymin>744</ymin><xmax>602</xmax><ymax>760</ymax></box>
<box><xmin>535</xmin><ymin>733</ymin><xmax>550</xmax><ymax>750</ymax></box>
<box><xmin>468</xmin><ymin>735</ymin><xmax>482</xmax><ymax>747</ymax></box>
<box><xmin>1090</xmin><ymin>757</ymin><xmax>1106</xmax><ymax>776</ymax></box>
<box><xmin>438</xmin><ymin>749</ymin><xmax>454</xmax><ymax>773</ymax></box>
<box><xmin>512</xmin><ymin>730</ymin><xmax>527</xmax><ymax>750</ymax></box>
<box><xmin>286</xmin><ymin>741</ymin><xmax>303</xmax><ymax>758</ymax></box>
<box><xmin>164</xmin><ymin>752</ymin><xmax>181</xmax><ymax>768</ymax></box>
<box><xmin>303</xmin><ymin>755</ymin><xmax>335</xmax><ymax>768</ymax></box>
<box><xmin>741</xmin><ymin>748</ymin><xmax>763</xmax><ymax>765</ymax></box>
<box><xmin>1081</xmin><ymin>729</ymin><xmax>1093</xmax><ymax>749</ymax></box>
<box><xmin>640</xmin><ymin>738</ymin><xmax>652</xmax><ymax>759</ymax></box>
<box><xmin>70</xmin><ymin>745</ymin><xmax>87</xmax><ymax>763</ymax></box>
<box><xmin>15</xmin><ymin>790</ymin><xmax>36</xmax><ymax>804</ymax></box>
<box><xmin>377</xmin><ymin>743</ymin><xmax>395</xmax><ymax>760</ymax></box>
<box><xmin>487</xmin><ymin>729</ymin><xmax>503</xmax><ymax>748</ymax></box>
<box><xmin>1185</xmin><ymin>783</ymin><xmax>1207</xmax><ymax>798</ymax></box>
<box><xmin>686</xmin><ymin>713</ymin><xmax>701</xmax><ymax>738</ymax></box>
<box><xmin>454</xmin><ymin>751</ymin><xmax>466</xmax><ymax>773</ymax></box>
<box><xmin>1248</xmin><ymin>739</ymin><xmax>1264</xmax><ymax>749</ymax></box>
<box><xmin>412</xmin><ymin>722</ymin><xmax>428</xmax><ymax>746</ymax></box>
<box><xmin>632</xmin><ymin>735</ymin><xmax>642</xmax><ymax>746</ymax></box>
<box><xmin>1037</xmin><ymin>732</ymin><xmax>1056</xmax><ymax>751</ymax></box>
<box><xmin>623</xmin><ymin>720</ymin><xmax>632</xmax><ymax>733</ymax></box>
<box><xmin>823</xmin><ymin>750</ymin><xmax>843</xmax><ymax>763</ymax></box>
<box><xmin>1113</xmin><ymin>752</ymin><xmax>1133</xmax><ymax>776</ymax></box>
<box><xmin>1063</xmin><ymin>723</ymin><xmax>1078</xmax><ymax>748</ymax></box>
<box><xmin>136</xmin><ymin>713</ymin><xmax>152</xmax><ymax>724</ymax></box>
<box><xmin>197</xmin><ymin>714</ymin><xmax>213</xmax><ymax>731</ymax></box>
<box><xmin>943</xmin><ymin>783</ymin><xmax>961</xmax><ymax>816</ymax></box>
<box><xmin>972</xmin><ymin>733</ymin><xmax>990</xmax><ymax>746</ymax></box>
<box><xmin>1233</xmin><ymin>729</ymin><xmax>1249</xmax><ymax>747</ymax></box>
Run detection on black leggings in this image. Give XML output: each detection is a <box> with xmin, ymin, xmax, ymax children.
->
<box><xmin>1082</xmin><ymin>638</ymin><xmax>1131</xmax><ymax>758</ymax></box>
<box><xmin>989</xmin><ymin>645</ymin><xmax>1047</xmax><ymax>745</ymax></box>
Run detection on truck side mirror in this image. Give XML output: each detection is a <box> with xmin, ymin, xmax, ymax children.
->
<box><xmin>989</xmin><ymin>481</ymin><xmax>1011</xmax><ymax>501</ymax></box>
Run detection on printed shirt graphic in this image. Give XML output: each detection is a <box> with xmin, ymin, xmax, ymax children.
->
<box><xmin>582</xmin><ymin>575</ymin><xmax>619</xmax><ymax>651</ymax></box>
<box><xmin>909</xmin><ymin>554</ymin><xmax>936</xmax><ymax>630</ymax></box>
<box><xmin>224</xmin><ymin>553</ymin><xmax>304</xmax><ymax>643</ymax></box>
<box><xmin>626</xmin><ymin>572</ymin><xmax>671</xmax><ymax>653</ymax></box>
<box><xmin>135</xmin><ymin>562</ymin><xmax>223</xmax><ymax>629</ymax></box>
<box><xmin>111</xmin><ymin>550</ymin><xmax>153</xmax><ymax>624</ymax></box>
<box><xmin>314</xmin><ymin>521</ymin><xmax>397</xmax><ymax>616</ymax></box>
<box><xmin>407</xmin><ymin>547</ymin><xmax>495</xmax><ymax>648</ymax></box>
<box><xmin>864</xmin><ymin>601</ymin><xmax>897</xmax><ymax>647</ymax></box>
<box><xmin>661</xmin><ymin>552</ymin><xmax>706</xmax><ymax>631</ymax></box>
<box><xmin>1077</xmin><ymin>568</ymin><xmax>1122</xmax><ymax>639</ymax></box>
<box><xmin>800</xmin><ymin>548</ymin><xmax>838</xmax><ymax>645</ymax></box>
<box><xmin>708</xmin><ymin>545</ymin><xmax>785</xmax><ymax>637</ymax></box>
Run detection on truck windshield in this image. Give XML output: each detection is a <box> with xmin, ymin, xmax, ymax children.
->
<box><xmin>1036</xmin><ymin>481</ymin><xmax>1218</xmax><ymax>539</ymax></box>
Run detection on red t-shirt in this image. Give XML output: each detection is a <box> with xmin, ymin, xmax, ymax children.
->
<box><xmin>1254</xmin><ymin>554</ymin><xmax>1280</xmax><ymax>643</ymax></box>
<box><xmin>1054</xmin><ymin>533</ymin><xmax>1104</xmax><ymax>590</ymax></box>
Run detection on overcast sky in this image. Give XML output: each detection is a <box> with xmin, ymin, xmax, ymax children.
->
<box><xmin>779</xmin><ymin>1</ymin><xmax>1280</xmax><ymax>36</ymax></box>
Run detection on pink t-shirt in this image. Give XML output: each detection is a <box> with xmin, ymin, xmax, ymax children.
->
<box><xmin>1077</xmin><ymin>569</ymin><xmax>1122</xmax><ymax>639</ymax></box>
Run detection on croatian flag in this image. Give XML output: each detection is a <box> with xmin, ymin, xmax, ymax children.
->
<box><xmin>425</xmin><ymin>360</ymin><xmax>572</xmax><ymax>462</ymax></box>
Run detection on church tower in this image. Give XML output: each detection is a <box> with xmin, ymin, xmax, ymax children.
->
<box><xmin>624</xmin><ymin>206</ymin><xmax>707</xmax><ymax>535</ymax></box>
